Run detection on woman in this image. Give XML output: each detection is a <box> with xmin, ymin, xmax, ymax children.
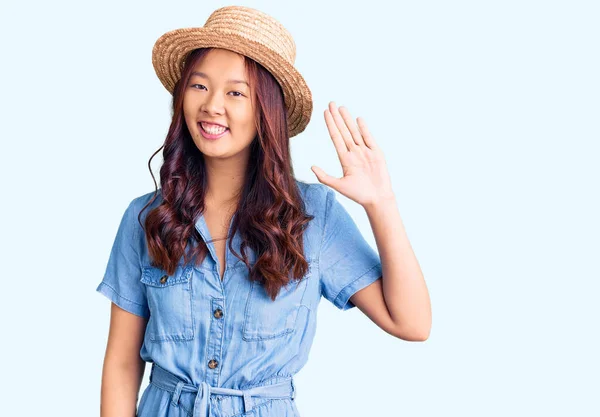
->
<box><xmin>96</xmin><ymin>6</ymin><xmax>430</xmax><ymax>417</ymax></box>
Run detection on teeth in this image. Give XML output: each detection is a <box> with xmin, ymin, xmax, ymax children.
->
<box><xmin>200</xmin><ymin>122</ymin><xmax>227</xmax><ymax>134</ymax></box>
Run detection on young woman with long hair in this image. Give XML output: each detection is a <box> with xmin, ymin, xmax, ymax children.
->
<box><xmin>96</xmin><ymin>6</ymin><xmax>430</xmax><ymax>417</ymax></box>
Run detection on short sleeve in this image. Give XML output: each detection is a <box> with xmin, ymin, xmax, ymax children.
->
<box><xmin>95</xmin><ymin>198</ymin><xmax>149</xmax><ymax>318</ymax></box>
<box><xmin>319</xmin><ymin>187</ymin><xmax>383</xmax><ymax>310</ymax></box>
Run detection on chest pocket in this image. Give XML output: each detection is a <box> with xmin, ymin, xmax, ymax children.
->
<box><xmin>242</xmin><ymin>262</ymin><xmax>313</xmax><ymax>341</ymax></box>
<box><xmin>140</xmin><ymin>264</ymin><xmax>194</xmax><ymax>343</ymax></box>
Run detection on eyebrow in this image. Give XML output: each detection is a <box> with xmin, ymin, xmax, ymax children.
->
<box><xmin>190</xmin><ymin>71</ymin><xmax>249</xmax><ymax>87</ymax></box>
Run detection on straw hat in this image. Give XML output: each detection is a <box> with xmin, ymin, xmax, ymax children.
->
<box><xmin>152</xmin><ymin>5</ymin><xmax>313</xmax><ymax>138</ymax></box>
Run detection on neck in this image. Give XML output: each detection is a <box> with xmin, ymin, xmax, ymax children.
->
<box><xmin>204</xmin><ymin>159</ymin><xmax>246</xmax><ymax>209</ymax></box>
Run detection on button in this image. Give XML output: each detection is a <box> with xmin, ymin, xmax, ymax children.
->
<box><xmin>160</xmin><ymin>274</ymin><xmax>169</xmax><ymax>284</ymax></box>
<box><xmin>208</xmin><ymin>359</ymin><xmax>219</xmax><ymax>369</ymax></box>
<box><xmin>213</xmin><ymin>308</ymin><xmax>223</xmax><ymax>319</ymax></box>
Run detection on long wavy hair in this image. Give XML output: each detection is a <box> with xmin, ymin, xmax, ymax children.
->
<box><xmin>138</xmin><ymin>47</ymin><xmax>314</xmax><ymax>301</ymax></box>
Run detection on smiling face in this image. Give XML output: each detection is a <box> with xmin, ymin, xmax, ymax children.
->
<box><xmin>183</xmin><ymin>48</ymin><xmax>258</xmax><ymax>160</ymax></box>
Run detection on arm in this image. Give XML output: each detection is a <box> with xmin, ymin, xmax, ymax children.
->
<box><xmin>351</xmin><ymin>195</ymin><xmax>431</xmax><ymax>341</ymax></box>
<box><xmin>313</xmin><ymin>101</ymin><xmax>431</xmax><ymax>341</ymax></box>
<box><xmin>99</xmin><ymin>303</ymin><xmax>148</xmax><ymax>417</ymax></box>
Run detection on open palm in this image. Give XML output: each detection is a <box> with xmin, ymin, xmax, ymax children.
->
<box><xmin>311</xmin><ymin>101</ymin><xmax>395</xmax><ymax>207</ymax></box>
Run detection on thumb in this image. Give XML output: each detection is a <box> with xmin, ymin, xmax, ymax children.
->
<box><xmin>311</xmin><ymin>165</ymin><xmax>338</xmax><ymax>188</ymax></box>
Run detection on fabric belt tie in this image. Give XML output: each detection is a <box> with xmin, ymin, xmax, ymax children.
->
<box><xmin>149</xmin><ymin>363</ymin><xmax>296</xmax><ymax>417</ymax></box>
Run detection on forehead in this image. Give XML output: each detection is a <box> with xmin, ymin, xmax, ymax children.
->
<box><xmin>192</xmin><ymin>48</ymin><xmax>247</xmax><ymax>77</ymax></box>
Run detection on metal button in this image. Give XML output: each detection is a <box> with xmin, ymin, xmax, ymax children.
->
<box><xmin>208</xmin><ymin>359</ymin><xmax>219</xmax><ymax>369</ymax></box>
<box><xmin>213</xmin><ymin>308</ymin><xmax>223</xmax><ymax>319</ymax></box>
<box><xmin>160</xmin><ymin>274</ymin><xmax>169</xmax><ymax>284</ymax></box>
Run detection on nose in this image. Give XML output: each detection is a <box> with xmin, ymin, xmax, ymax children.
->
<box><xmin>201</xmin><ymin>91</ymin><xmax>225</xmax><ymax>115</ymax></box>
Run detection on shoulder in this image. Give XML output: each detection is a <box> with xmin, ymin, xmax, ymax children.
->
<box><xmin>128</xmin><ymin>184</ymin><xmax>332</xmax><ymax>220</ymax></box>
<box><xmin>293</xmin><ymin>179</ymin><xmax>334</xmax><ymax>234</ymax></box>
<box><xmin>131</xmin><ymin>189</ymin><xmax>162</xmax><ymax>206</ymax></box>
<box><xmin>127</xmin><ymin>189</ymin><xmax>163</xmax><ymax>217</ymax></box>
<box><xmin>294</xmin><ymin>179</ymin><xmax>330</xmax><ymax>210</ymax></box>
<box><xmin>116</xmin><ymin>189</ymin><xmax>164</xmax><ymax>237</ymax></box>
<box><xmin>125</xmin><ymin>184</ymin><xmax>331</xmax><ymax>226</ymax></box>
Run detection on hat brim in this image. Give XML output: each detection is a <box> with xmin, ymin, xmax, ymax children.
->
<box><xmin>152</xmin><ymin>27</ymin><xmax>313</xmax><ymax>138</ymax></box>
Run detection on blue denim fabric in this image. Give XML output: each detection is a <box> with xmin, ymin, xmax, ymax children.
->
<box><xmin>96</xmin><ymin>180</ymin><xmax>382</xmax><ymax>417</ymax></box>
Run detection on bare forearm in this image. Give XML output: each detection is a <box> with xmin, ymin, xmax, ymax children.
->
<box><xmin>364</xmin><ymin>195</ymin><xmax>431</xmax><ymax>340</ymax></box>
<box><xmin>100</xmin><ymin>357</ymin><xmax>146</xmax><ymax>417</ymax></box>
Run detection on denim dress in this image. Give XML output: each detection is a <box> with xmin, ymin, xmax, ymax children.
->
<box><xmin>96</xmin><ymin>180</ymin><xmax>383</xmax><ymax>417</ymax></box>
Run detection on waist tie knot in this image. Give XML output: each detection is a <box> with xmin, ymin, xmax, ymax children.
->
<box><xmin>149</xmin><ymin>363</ymin><xmax>296</xmax><ymax>417</ymax></box>
<box><xmin>191</xmin><ymin>381</ymin><xmax>212</xmax><ymax>417</ymax></box>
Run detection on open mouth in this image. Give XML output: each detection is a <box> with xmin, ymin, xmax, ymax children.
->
<box><xmin>198</xmin><ymin>122</ymin><xmax>229</xmax><ymax>139</ymax></box>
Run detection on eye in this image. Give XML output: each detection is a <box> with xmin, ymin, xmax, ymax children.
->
<box><xmin>189</xmin><ymin>84</ymin><xmax>244</xmax><ymax>97</ymax></box>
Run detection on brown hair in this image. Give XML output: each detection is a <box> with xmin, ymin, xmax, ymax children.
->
<box><xmin>139</xmin><ymin>47</ymin><xmax>314</xmax><ymax>301</ymax></box>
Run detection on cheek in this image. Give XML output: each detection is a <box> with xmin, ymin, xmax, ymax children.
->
<box><xmin>184</xmin><ymin>115</ymin><xmax>197</xmax><ymax>134</ymax></box>
<box><xmin>182</xmin><ymin>103</ymin><xmax>194</xmax><ymax>125</ymax></box>
<box><xmin>238</xmin><ymin>106</ymin><xmax>257</xmax><ymax>128</ymax></box>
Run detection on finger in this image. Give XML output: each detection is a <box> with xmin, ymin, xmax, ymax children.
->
<box><xmin>324</xmin><ymin>108</ymin><xmax>348</xmax><ymax>157</ymax></box>
<box><xmin>311</xmin><ymin>165</ymin><xmax>340</xmax><ymax>188</ymax></box>
<box><xmin>329</xmin><ymin>101</ymin><xmax>355</xmax><ymax>151</ymax></box>
<box><xmin>339</xmin><ymin>106</ymin><xmax>365</xmax><ymax>147</ymax></box>
<box><xmin>357</xmin><ymin>116</ymin><xmax>378</xmax><ymax>150</ymax></box>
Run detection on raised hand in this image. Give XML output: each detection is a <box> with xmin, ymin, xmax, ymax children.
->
<box><xmin>311</xmin><ymin>101</ymin><xmax>395</xmax><ymax>207</ymax></box>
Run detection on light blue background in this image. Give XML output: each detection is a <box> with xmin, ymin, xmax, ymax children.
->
<box><xmin>1</xmin><ymin>0</ymin><xmax>598</xmax><ymax>416</ymax></box>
